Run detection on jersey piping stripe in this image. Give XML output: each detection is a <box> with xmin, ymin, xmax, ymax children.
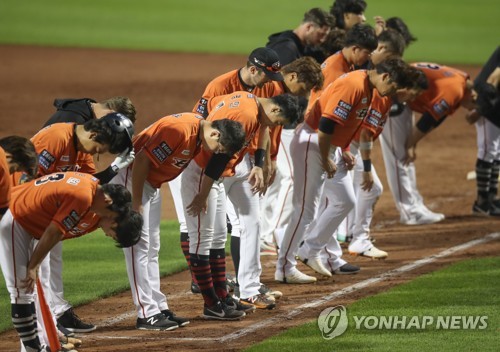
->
<box><xmin>281</xmin><ymin>134</ymin><xmax>312</xmax><ymax>276</ymax></box>
<box><xmin>272</xmin><ymin>139</ymin><xmax>293</xmax><ymax>235</ymax></box>
<box><xmin>11</xmin><ymin>219</ymin><xmax>20</xmax><ymax>303</ymax></box>
<box><xmin>130</xmin><ymin>247</ymin><xmax>146</xmax><ymax>318</ymax></box>
<box><xmin>388</xmin><ymin>118</ymin><xmax>410</xmax><ymax>220</ymax></box>
<box><xmin>195</xmin><ymin>169</ymin><xmax>204</xmax><ymax>255</ymax></box>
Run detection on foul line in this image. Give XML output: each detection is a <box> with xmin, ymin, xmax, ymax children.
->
<box><xmin>219</xmin><ymin>232</ymin><xmax>500</xmax><ymax>342</ymax></box>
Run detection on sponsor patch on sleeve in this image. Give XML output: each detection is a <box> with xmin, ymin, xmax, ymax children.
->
<box><xmin>432</xmin><ymin>99</ymin><xmax>450</xmax><ymax>116</ymax></box>
<box><xmin>366</xmin><ymin>109</ymin><xmax>382</xmax><ymax>127</ymax></box>
<box><xmin>62</xmin><ymin>210</ymin><xmax>81</xmax><ymax>230</ymax></box>
<box><xmin>39</xmin><ymin>149</ymin><xmax>56</xmax><ymax>170</ymax></box>
<box><xmin>195</xmin><ymin>98</ymin><xmax>208</xmax><ymax>115</ymax></box>
<box><xmin>333</xmin><ymin>106</ymin><xmax>349</xmax><ymax>121</ymax></box>
<box><xmin>152</xmin><ymin>141</ymin><xmax>172</xmax><ymax>164</ymax></box>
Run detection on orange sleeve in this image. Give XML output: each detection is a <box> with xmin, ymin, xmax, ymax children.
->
<box><xmin>322</xmin><ymin>82</ymin><xmax>363</xmax><ymax>126</ymax></box>
<box><xmin>51</xmin><ymin>187</ymin><xmax>94</xmax><ymax>235</ymax></box>
<box><xmin>141</xmin><ymin>121</ymin><xmax>186</xmax><ymax>168</ymax></box>
<box><xmin>32</xmin><ymin>129</ymin><xmax>65</xmax><ymax>176</ymax></box>
<box><xmin>0</xmin><ymin>148</ymin><xmax>11</xmax><ymax>209</ymax></box>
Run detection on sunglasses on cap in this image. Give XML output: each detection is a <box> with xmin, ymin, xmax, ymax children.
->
<box><xmin>253</xmin><ymin>57</ymin><xmax>281</xmax><ymax>73</ymax></box>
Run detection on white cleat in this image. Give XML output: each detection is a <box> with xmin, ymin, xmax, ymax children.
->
<box><xmin>349</xmin><ymin>246</ymin><xmax>388</xmax><ymax>259</ymax></box>
<box><xmin>275</xmin><ymin>269</ymin><xmax>317</xmax><ymax>284</ymax></box>
<box><xmin>401</xmin><ymin>212</ymin><xmax>443</xmax><ymax>225</ymax></box>
<box><xmin>297</xmin><ymin>255</ymin><xmax>332</xmax><ymax>277</ymax></box>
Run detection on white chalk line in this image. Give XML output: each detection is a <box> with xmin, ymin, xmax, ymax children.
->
<box><xmin>219</xmin><ymin>232</ymin><xmax>500</xmax><ymax>342</ymax></box>
<box><xmin>88</xmin><ymin>232</ymin><xmax>499</xmax><ymax>343</ymax></box>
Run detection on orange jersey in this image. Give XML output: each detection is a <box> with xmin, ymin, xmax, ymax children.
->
<box><xmin>31</xmin><ymin>123</ymin><xmax>96</xmax><ymax>176</ymax></box>
<box><xmin>193</xmin><ymin>69</ymin><xmax>279</xmax><ymax>117</ymax></box>
<box><xmin>305</xmin><ymin>70</ymin><xmax>372</xmax><ymax>148</ymax></box>
<box><xmin>132</xmin><ymin>113</ymin><xmax>203</xmax><ymax>188</ymax></box>
<box><xmin>308</xmin><ymin>51</ymin><xmax>353</xmax><ymax>113</ymax></box>
<box><xmin>194</xmin><ymin>92</ymin><xmax>261</xmax><ymax>177</ymax></box>
<box><xmin>409</xmin><ymin>63</ymin><xmax>469</xmax><ymax>120</ymax></box>
<box><xmin>0</xmin><ymin>147</ymin><xmax>11</xmax><ymax>209</ymax></box>
<box><xmin>10</xmin><ymin>172</ymin><xmax>99</xmax><ymax>239</ymax></box>
<box><xmin>353</xmin><ymin>89</ymin><xmax>392</xmax><ymax>142</ymax></box>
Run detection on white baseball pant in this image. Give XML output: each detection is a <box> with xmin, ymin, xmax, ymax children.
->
<box><xmin>298</xmin><ymin>148</ymin><xmax>352</xmax><ymax>271</ymax></box>
<box><xmin>475</xmin><ymin>116</ymin><xmax>500</xmax><ymax>162</ymax></box>
<box><xmin>379</xmin><ymin>105</ymin><xmax>428</xmax><ymax>222</ymax></box>
<box><xmin>181</xmin><ymin>161</ymin><xmax>227</xmax><ymax>255</ymax></box>
<box><xmin>223</xmin><ymin>153</ymin><xmax>262</xmax><ymax>299</ymax></box>
<box><xmin>112</xmin><ymin>168</ymin><xmax>168</xmax><ymax>319</ymax></box>
<box><xmin>168</xmin><ymin>176</ymin><xmax>188</xmax><ymax>233</ymax></box>
<box><xmin>276</xmin><ymin>123</ymin><xmax>326</xmax><ymax>276</ymax></box>
<box><xmin>259</xmin><ymin>128</ymin><xmax>294</xmax><ymax>247</ymax></box>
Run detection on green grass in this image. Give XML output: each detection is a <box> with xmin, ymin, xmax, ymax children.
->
<box><xmin>245</xmin><ymin>257</ymin><xmax>500</xmax><ymax>352</ymax></box>
<box><xmin>0</xmin><ymin>220</ymin><xmax>187</xmax><ymax>332</ymax></box>
<box><xmin>0</xmin><ymin>0</ymin><xmax>498</xmax><ymax>64</ymax></box>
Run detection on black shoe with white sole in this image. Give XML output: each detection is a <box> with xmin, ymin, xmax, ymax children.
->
<box><xmin>333</xmin><ymin>263</ymin><xmax>360</xmax><ymax>275</ymax></box>
<box><xmin>161</xmin><ymin>309</ymin><xmax>190</xmax><ymax>327</ymax></box>
<box><xmin>202</xmin><ymin>301</ymin><xmax>246</xmax><ymax>321</ymax></box>
<box><xmin>57</xmin><ymin>308</ymin><xmax>96</xmax><ymax>333</ymax></box>
<box><xmin>136</xmin><ymin>313</ymin><xmax>178</xmax><ymax>331</ymax></box>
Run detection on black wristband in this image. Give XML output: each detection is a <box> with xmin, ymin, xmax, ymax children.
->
<box><xmin>94</xmin><ymin>166</ymin><xmax>118</xmax><ymax>184</ymax></box>
<box><xmin>318</xmin><ymin>116</ymin><xmax>335</xmax><ymax>134</ymax></box>
<box><xmin>0</xmin><ymin>207</ymin><xmax>7</xmax><ymax>215</ymax></box>
<box><xmin>363</xmin><ymin>159</ymin><xmax>372</xmax><ymax>172</ymax></box>
<box><xmin>254</xmin><ymin>149</ymin><xmax>265</xmax><ymax>167</ymax></box>
<box><xmin>204</xmin><ymin>153</ymin><xmax>231</xmax><ymax>180</ymax></box>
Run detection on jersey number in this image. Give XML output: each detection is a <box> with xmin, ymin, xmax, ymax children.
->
<box><xmin>34</xmin><ymin>173</ymin><xmax>65</xmax><ymax>186</ymax></box>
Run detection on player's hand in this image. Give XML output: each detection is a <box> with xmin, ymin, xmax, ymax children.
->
<box><xmin>187</xmin><ymin>193</ymin><xmax>208</xmax><ymax>216</ymax></box>
<box><xmin>322</xmin><ymin>158</ymin><xmax>337</xmax><ymax>178</ymax></box>
<box><xmin>361</xmin><ymin>171</ymin><xmax>374</xmax><ymax>192</ymax></box>
<box><xmin>465</xmin><ymin>109</ymin><xmax>481</xmax><ymax>124</ymax></box>
<box><xmin>111</xmin><ymin>148</ymin><xmax>135</xmax><ymax>172</ymax></box>
<box><xmin>132</xmin><ymin>199</ymin><xmax>143</xmax><ymax>214</ymax></box>
<box><xmin>267</xmin><ymin>160</ymin><xmax>277</xmax><ymax>186</ymax></box>
<box><xmin>248</xmin><ymin>166</ymin><xmax>266</xmax><ymax>194</ymax></box>
<box><xmin>374</xmin><ymin>16</ymin><xmax>386</xmax><ymax>35</ymax></box>
<box><xmin>403</xmin><ymin>146</ymin><xmax>416</xmax><ymax>165</ymax></box>
<box><xmin>342</xmin><ymin>150</ymin><xmax>356</xmax><ymax>170</ymax></box>
<box><xmin>21</xmin><ymin>267</ymin><xmax>39</xmax><ymax>293</ymax></box>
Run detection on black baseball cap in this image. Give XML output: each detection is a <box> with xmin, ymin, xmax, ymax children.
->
<box><xmin>248</xmin><ymin>47</ymin><xmax>284</xmax><ymax>81</ymax></box>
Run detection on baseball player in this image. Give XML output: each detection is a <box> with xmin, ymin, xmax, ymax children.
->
<box><xmin>30</xmin><ymin>113</ymin><xmax>136</xmax><ymax>335</ymax></box>
<box><xmin>329</xmin><ymin>29</ymin><xmax>406</xmax><ymax>255</ymax></box>
<box><xmin>465</xmin><ymin>47</ymin><xmax>500</xmax><ymax>216</ymax></box>
<box><xmin>175</xmin><ymin>47</ymin><xmax>284</xmax><ymax>296</ymax></box>
<box><xmin>0</xmin><ymin>171</ymin><xmax>139</xmax><ymax>352</ymax></box>
<box><xmin>41</xmin><ymin>98</ymin><xmax>136</xmax><ymax>333</ymax></box>
<box><xmin>380</xmin><ymin>63</ymin><xmax>477</xmax><ymax>225</ymax></box>
<box><xmin>182</xmin><ymin>92</ymin><xmax>302</xmax><ymax>317</ymax></box>
<box><xmin>276</xmin><ymin>59</ymin><xmax>412</xmax><ymax>283</ymax></box>
<box><xmin>112</xmin><ymin>112</ymin><xmax>246</xmax><ymax>328</ymax></box>
<box><xmin>259</xmin><ymin>57</ymin><xmax>324</xmax><ymax>255</ymax></box>
<box><xmin>266</xmin><ymin>8</ymin><xmax>333</xmax><ymax>66</ymax></box>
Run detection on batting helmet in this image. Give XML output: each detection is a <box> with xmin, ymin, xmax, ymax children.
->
<box><xmin>101</xmin><ymin>112</ymin><xmax>135</xmax><ymax>149</ymax></box>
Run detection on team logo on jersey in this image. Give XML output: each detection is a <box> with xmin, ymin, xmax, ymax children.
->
<box><xmin>231</xmin><ymin>94</ymin><xmax>241</xmax><ymax>100</ymax></box>
<box><xmin>181</xmin><ymin>149</ymin><xmax>191</xmax><ymax>156</ymax></box>
<box><xmin>356</xmin><ymin>108</ymin><xmax>368</xmax><ymax>119</ymax></box>
<box><xmin>172</xmin><ymin>157</ymin><xmax>190</xmax><ymax>169</ymax></box>
<box><xmin>362</xmin><ymin>97</ymin><xmax>368</xmax><ymax>104</ymax></box>
<box><xmin>57</xmin><ymin>165</ymin><xmax>79</xmax><ymax>172</ymax></box>
<box><xmin>229</xmin><ymin>101</ymin><xmax>240</xmax><ymax>108</ymax></box>
<box><xmin>247</xmin><ymin>94</ymin><xmax>254</xmax><ymax>98</ymax></box>
<box><xmin>433</xmin><ymin>99</ymin><xmax>450</xmax><ymax>116</ymax></box>
<box><xmin>172</xmin><ymin>113</ymin><xmax>183</xmax><ymax>118</ymax></box>
<box><xmin>39</xmin><ymin>150</ymin><xmax>56</xmax><ymax>170</ymax></box>
<box><xmin>60</xmin><ymin>155</ymin><xmax>70</xmax><ymax>162</ymax></box>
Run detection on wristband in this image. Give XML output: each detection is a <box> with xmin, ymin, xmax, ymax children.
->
<box><xmin>363</xmin><ymin>159</ymin><xmax>372</xmax><ymax>172</ymax></box>
<box><xmin>254</xmin><ymin>148</ymin><xmax>265</xmax><ymax>168</ymax></box>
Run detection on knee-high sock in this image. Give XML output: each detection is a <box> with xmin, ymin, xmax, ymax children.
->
<box><xmin>476</xmin><ymin>159</ymin><xmax>493</xmax><ymax>203</ymax></box>
<box><xmin>190</xmin><ymin>254</ymin><xmax>219</xmax><ymax>307</ymax></box>
<box><xmin>230</xmin><ymin>236</ymin><xmax>240</xmax><ymax>278</ymax></box>
<box><xmin>12</xmin><ymin>303</ymin><xmax>41</xmax><ymax>351</ymax></box>
<box><xmin>210</xmin><ymin>248</ymin><xmax>228</xmax><ymax>300</ymax></box>
<box><xmin>489</xmin><ymin>160</ymin><xmax>500</xmax><ymax>201</ymax></box>
<box><xmin>180</xmin><ymin>232</ymin><xmax>197</xmax><ymax>283</ymax></box>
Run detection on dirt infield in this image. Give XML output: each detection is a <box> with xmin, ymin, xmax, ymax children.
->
<box><xmin>0</xmin><ymin>45</ymin><xmax>498</xmax><ymax>351</ymax></box>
